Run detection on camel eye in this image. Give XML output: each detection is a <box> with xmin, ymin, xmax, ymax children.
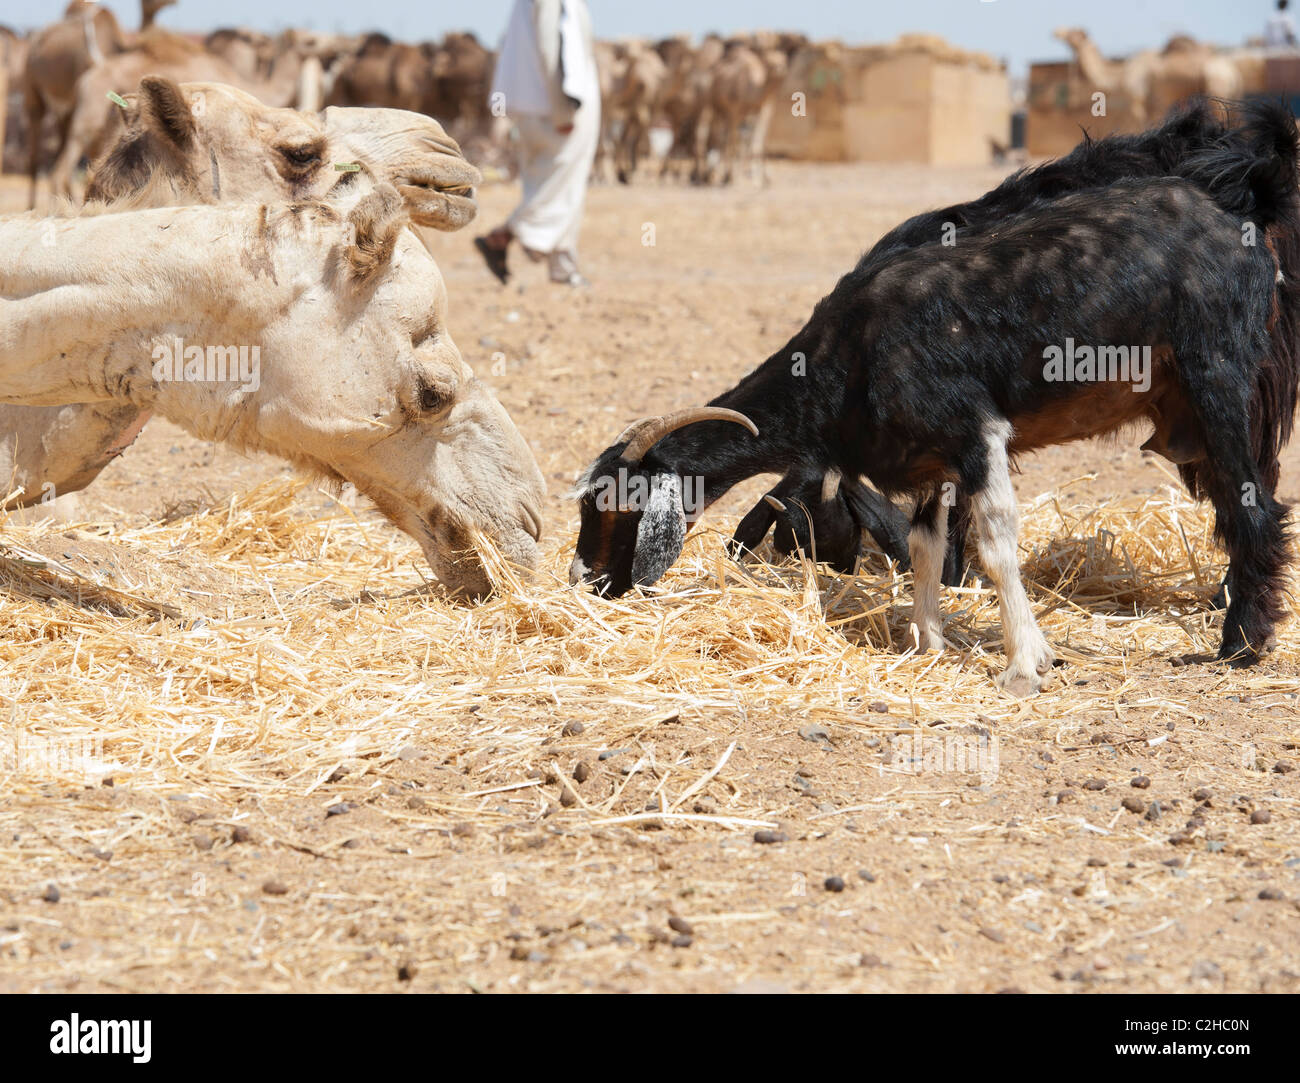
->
<box><xmin>419</xmin><ymin>383</ymin><xmax>451</xmax><ymax>413</ymax></box>
<box><xmin>279</xmin><ymin>143</ymin><xmax>322</xmax><ymax>170</ymax></box>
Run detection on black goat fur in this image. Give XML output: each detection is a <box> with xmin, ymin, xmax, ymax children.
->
<box><xmin>572</xmin><ymin>126</ymin><xmax>1299</xmax><ymax>671</ymax></box>
<box><xmin>728</xmin><ymin>99</ymin><xmax>1300</xmax><ymax>597</ymax></box>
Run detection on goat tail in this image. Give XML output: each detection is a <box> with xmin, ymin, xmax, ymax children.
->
<box><xmin>1233</xmin><ymin>98</ymin><xmax>1300</xmax><ymax>228</ymax></box>
<box><xmin>1180</xmin><ymin>98</ymin><xmax>1300</xmax><ymax>227</ymax></box>
<box><xmin>1175</xmin><ymin>101</ymin><xmax>1300</xmax><ymax>499</ymax></box>
<box><xmin>1240</xmin><ymin>100</ymin><xmax>1300</xmax><ymax>489</ymax></box>
<box><xmin>1236</xmin><ymin>99</ymin><xmax>1300</xmax><ymax>492</ymax></box>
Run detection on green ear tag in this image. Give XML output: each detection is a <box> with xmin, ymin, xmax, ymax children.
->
<box><xmin>334</xmin><ymin>162</ymin><xmax>361</xmax><ymax>172</ymax></box>
<box><xmin>107</xmin><ymin>91</ymin><xmax>129</xmax><ymax>109</ymax></box>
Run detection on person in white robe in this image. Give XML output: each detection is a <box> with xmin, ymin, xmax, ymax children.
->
<box><xmin>475</xmin><ymin>0</ymin><xmax>600</xmax><ymax>287</ymax></box>
<box><xmin>1266</xmin><ymin>0</ymin><xmax>1299</xmax><ymax>47</ymax></box>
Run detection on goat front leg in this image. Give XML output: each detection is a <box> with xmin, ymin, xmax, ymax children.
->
<box><xmin>970</xmin><ymin>419</ymin><xmax>1055</xmax><ymax>695</ymax></box>
<box><xmin>908</xmin><ymin>493</ymin><xmax>948</xmax><ymax>652</ymax></box>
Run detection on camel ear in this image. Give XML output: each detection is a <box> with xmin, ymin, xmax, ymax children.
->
<box><xmin>344</xmin><ymin>184</ymin><xmax>407</xmax><ymax>280</ymax></box>
<box><xmin>138</xmin><ymin>76</ymin><xmax>195</xmax><ymax>150</ymax></box>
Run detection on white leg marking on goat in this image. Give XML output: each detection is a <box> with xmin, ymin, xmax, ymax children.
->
<box><xmin>971</xmin><ymin>418</ymin><xmax>1055</xmax><ymax>695</ymax></box>
<box><xmin>908</xmin><ymin>502</ymin><xmax>948</xmax><ymax>653</ymax></box>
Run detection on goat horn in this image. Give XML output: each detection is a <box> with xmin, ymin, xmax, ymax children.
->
<box><xmin>617</xmin><ymin>408</ymin><xmax>759</xmax><ymax>463</ymax></box>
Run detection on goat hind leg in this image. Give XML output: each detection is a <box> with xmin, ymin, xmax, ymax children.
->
<box><xmin>970</xmin><ymin>419</ymin><xmax>1055</xmax><ymax>695</ymax></box>
<box><xmin>908</xmin><ymin>493</ymin><xmax>948</xmax><ymax>652</ymax></box>
<box><xmin>1200</xmin><ymin>446</ymin><xmax>1288</xmax><ymax>665</ymax></box>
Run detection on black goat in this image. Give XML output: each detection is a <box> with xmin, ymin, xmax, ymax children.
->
<box><xmin>730</xmin><ymin>99</ymin><xmax>1300</xmax><ymax>595</ymax></box>
<box><xmin>572</xmin><ymin>137</ymin><xmax>1297</xmax><ymax>693</ymax></box>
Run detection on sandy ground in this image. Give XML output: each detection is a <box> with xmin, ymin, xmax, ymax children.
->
<box><xmin>0</xmin><ymin>162</ymin><xmax>1297</xmax><ymax>993</ymax></box>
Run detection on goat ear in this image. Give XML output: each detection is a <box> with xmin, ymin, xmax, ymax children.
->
<box><xmin>631</xmin><ymin>473</ymin><xmax>687</xmax><ymax>587</ymax></box>
<box><xmin>729</xmin><ymin>497</ymin><xmax>777</xmax><ymax>560</ymax></box>
<box><xmin>138</xmin><ymin>76</ymin><xmax>195</xmax><ymax>150</ymax></box>
<box><xmin>344</xmin><ymin>183</ymin><xmax>407</xmax><ymax>280</ymax></box>
<box><xmin>842</xmin><ymin>478</ymin><xmax>911</xmax><ymax>567</ymax></box>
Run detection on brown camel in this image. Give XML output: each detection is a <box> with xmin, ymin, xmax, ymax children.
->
<box><xmin>595</xmin><ymin>39</ymin><xmax>667</xmax><ymax>184</ymax></box>
<box><xmin>203</xmin><ymin>26</ymin><xmax>275</xmax><ymax>82</ymax></box>
<box><xmin>655</xmin><ymin>34</ymin><xmax>724</xmax><ymax>183</ymax></box>
<box><xmin>204</xmin><ymin>27</ymin><xmax>351</xmax><ymax>97</ymax></box>
<box><xmin>429</xmin><ymin>32</ymin><xmax>494</xmax><ymax>143</ymax></box>
<box><xmin>49</xmin><ymin>22</ymin><xmax>324</xmax><ymax>203</ymax></box>
<box><xmin>696</xmin><ymin>39</ymin><xmax>788</xmax><ymax>186</ymax></box>
<box><xmin>325</xmin><ymin>32</ymin><xmax>434</xmax><ymax>115</ymax></box>
<box><xmin>0</xmin><ymin>25</ymin><xmax>19</xmax><ymax>172</ymax></box>
<box><xmin>1054</xmin><ymin>27</ymin><xmax>1242</xmax><ymax>128</ymax></box>
<box><xmin>20</xmin><ymin>1</ymin><xmax>131</xmax><ymax>208</ymax></box>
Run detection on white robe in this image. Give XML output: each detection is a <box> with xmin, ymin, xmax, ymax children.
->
<box><xmin>491</xmin><ymin>0</ymin><xmax>600</xmax><ymax>259</ymax></box>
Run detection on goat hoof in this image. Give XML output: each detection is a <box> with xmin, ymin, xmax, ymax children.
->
<box><xmin>997</xmin><ymin>645</ymin><xmax>1055</xmax><ymax>696</ymax></box>
<box><xmin>996</xmin><ymin>669</ymin><xmax>1043</xmax><ymax>697</ymax></box>
<box><xmin>1217</xmin><ymin>642</ymin><xmax>1264</xmax><ymax>668</ymax></box>
<box><xmin>1217</xmin><ymin>626</ymin><xmax>1272</xmax><ymax>668</ymax></box>
<box><xmin>909</xmin><ymin>621</ymin><xmax>944</xmax><ymax>653</ymax></box>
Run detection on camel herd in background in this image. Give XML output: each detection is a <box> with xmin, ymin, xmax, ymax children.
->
<box><xmin>2</xmin><ymin>2</ymin><xmax>809</xmax><ymax>202</ymax></box>
<box><xmin>0</xmin><ymin>2</ymin><xmax>1287</xmax><ymax>205</ymax></box>
<box><xmin>1053</xmin><ymin>27</ymin><xmax>1248</xmax><ymax>127</ymax></box>
<box><xmin>597</xmin><ymin>32</ymin><xmax>807</xmax><ymax>185</ymax></box>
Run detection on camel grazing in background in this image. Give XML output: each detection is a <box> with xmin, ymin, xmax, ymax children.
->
<box><xmin>1</xmin><ymin>187</ymin><xmax>544</xmax><ymax>597</ymax></box>
<box><xmin>1</xmin><ymin>77</ymin><xmax>483</xmax><ymax>517</ymax></box>
<box><xmin>655</xmin><ymin>34</ymin><xmax>724</xmax><ymax>183</ymax></box>
<box><xmin>643</xmin><ymin>32</ymin><xmax>794</xmax><ymax>186</ymax></box>
<box><xmin>1</xmin><ymin>25</ymin><xmax>28</xmax><ymax>164</ymax></box>
<box><xmin>594</xmin><ymin>40</ymin><xmax>668</xmax><ymax>184</ymax></box>
<box><xmin>0</xmin><ymin>27</ymin><xmax>14</xmax><ymax>171</ymax></box>
<box><xmin>428</xmin><ymin>31</ymin><xmax>494</xmax><ymax>144</ymax></box>
<box><xmin>20</xmin><ymin>1</ymin><xmax>131</xmax><ymax>207</ymax></box>
<box><xmin>695</xmin><ymin>37</ymin><xmax>789</xmax><ymax>186</ymax></box>
<box><xmin>48</xmin><ymin>21</ymin><xmax>335</xmax><ymax>203</ymax></box>
<box><xmin>203</xmin><ymin>26</ymin><xmax>275</xmax><ymax>82</ymax></box>
<box><xmin>326</xmin><ymin>32</ymin><xmax>433</xmax><ymax>115</ymax></box>
<box><xmin>1054</xmin><ymin>27</ymin><xmax>1243</xmax><ymax>127</ymax></box>
<box><xmin>324</xmin><ymin>31</ymin><xmax>495</xmax><ymax>155</ymax></box>
<box><xmin>204</xmin><ymin>28</ymin><xmax>351</xmax><ymax>111</ymax></box>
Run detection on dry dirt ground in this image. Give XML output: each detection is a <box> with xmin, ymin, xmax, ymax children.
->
<box><xmin>0</xmin><ymin>162</ymin><xmax>1297</xmax><ymax>993</ymax></box>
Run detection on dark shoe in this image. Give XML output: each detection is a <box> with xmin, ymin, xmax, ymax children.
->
<box><xmin>474</xmin><ymin>236</ymin><xmax>510</xmax><ymax>284</ymax></box>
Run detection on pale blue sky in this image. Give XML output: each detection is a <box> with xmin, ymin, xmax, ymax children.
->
<box><xmin>0</xmin><ymin>1</ymin><xmax>1287</xmax><ymax>76</ymax></box>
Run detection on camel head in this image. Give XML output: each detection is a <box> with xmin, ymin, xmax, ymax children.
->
<box><xmin>86</xmin><ymin>78</ymin><xmax>479</xmax><ymax>231</ymax></box>
<box><xmin>230</xmin><ymin>186</ymin><xmax>544</xmax><ymax>597</ymax></box>
<box><xmin>320</xmin><ymin>104</ymin><xmax>480</xmax><ymax>232</ymax></box>
<box><xmin>142</xmin><ymin>0</ymin><xmax>178</xmax><ymax>21</ymax></box>
<box><xmin>1053</xmin><ymin>27</ymin><xmax>1089</xmax><ymax>50</ymax></box>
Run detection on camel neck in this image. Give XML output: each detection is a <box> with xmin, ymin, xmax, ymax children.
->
<box><xmin>0</xmin><ymin>205</ymin><xmax>289</xmax><ymax>409</ymax></box>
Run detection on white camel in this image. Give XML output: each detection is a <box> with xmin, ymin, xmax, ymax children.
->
<box><xmin>0</xmin><ymin>188</ymin><xmax>544</xmax><ymax>598</ymax></box>
<box><xmin>1</xmin><ymin>78</ymin><xmax>482</xmax><ymax>521</ymax></box>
